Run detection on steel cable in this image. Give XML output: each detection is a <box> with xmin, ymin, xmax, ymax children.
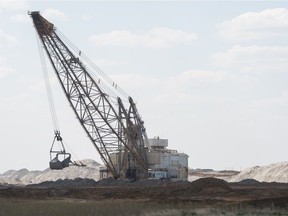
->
<box><xmin>36</xmin><ymin>33</ymin><xmax>60</xmax><ymax>132</ymax></box>
<box><xmin>56</xmin><ymin>29</ymin><xmax>130</xmax><ymax>101</ymax></box>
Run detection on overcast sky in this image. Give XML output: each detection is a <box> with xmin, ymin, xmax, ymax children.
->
<box><xmin>0</xmin><ymin>0</ymin><xmax>288</xmax><ymax>173</ymax></box>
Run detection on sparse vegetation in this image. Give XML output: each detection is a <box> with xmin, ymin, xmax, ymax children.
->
<box><xmin>0</xmin><ymin>199</ymin><xmax>288</xmax><ymax>216</ymax></box>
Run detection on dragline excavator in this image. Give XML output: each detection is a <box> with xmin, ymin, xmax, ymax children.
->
<box><xmin>29</xmin><ymin>11</ymin><xmax>150</xmax><ymax>179</ymax></box>
<box><xmin>29</xmin><ymin>11</ymin><xmax>189</xmax><ymax>181</ymax></box>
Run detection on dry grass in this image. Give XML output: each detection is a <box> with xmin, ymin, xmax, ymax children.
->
<box><xmin>0</xmin><ymin>199</ymin><xmax>288</xmax><ymax>216</ymax></box>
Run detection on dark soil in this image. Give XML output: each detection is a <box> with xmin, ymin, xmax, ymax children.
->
<box><xmin>1</xmin><ymin>177</ymin><xmax>288</xmax><ymax>210</ymax></box>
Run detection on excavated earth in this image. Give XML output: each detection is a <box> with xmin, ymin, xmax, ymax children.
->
<box><xmin>1</xmin><ymin>177</ymin><xmax>288</xmax><ymax>210</ymax></box>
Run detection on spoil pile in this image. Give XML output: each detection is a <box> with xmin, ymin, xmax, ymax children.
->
<box><xmin>189</xmin><ymin>177</ymin><xmax>231</xmax><ymax>193</ymax></box>
<box><xmin>29</xmin><ymin>178</ymin><xmax>98</xmax><ymax>188</ymax></box>
<box><xmin>238</xmin><ymin>179</ymin><xmax>260</xmax><ymax>185</ymax></box>
<box><xmin>28</xmin><ymin>177</ymin><xmax>175</xmax><ymax>188</ymax></box>
<box><xmin>95</xmin><ymin>177</ymin><xmax>164</xmax><ymax>187</ymax></box>
<box><xmin>0</xmin><ymin>159</ymin><xmax>102</xmax><ymax>185</ymax></box>
<box><xmin>228</xmin><ymin>161</ymin><xmax>288</xmax><ymax>183</ymax></box>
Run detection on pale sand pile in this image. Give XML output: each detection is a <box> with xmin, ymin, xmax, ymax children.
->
<box><xmin>228</xmin><ymin>161</ymin><xmax>288</xmax><ymax>183</ymax></box>
<box><xmin>0</xmin><ymin>159</ymin><xmax>102</xmax><ymax>185</ymax></box>
<box><xmin>2</xmin><ymin>160</ymin><xmax>288</xmax><ymax>185</ymax></box>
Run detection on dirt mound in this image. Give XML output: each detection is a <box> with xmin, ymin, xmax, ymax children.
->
<box><xmin>95</xmin><ymin>177</ymin><xmax>165</xmax><ymax>186</ymax></box>
<box><xmin>29</xmin><ymin>178</ymin><xmax>98</xmax><ymax>188</ymax></box>
<box><xmin>239</xmin><ymin>178</ymin><xmax>260</xmax><ymax>185</ymax></box>
<box><xmin>27</xmin><ymin>177</ymin><xmax>166</xmax><ymax>188</ymax></box>
<box><xmin>189</xmin><ymin>177</ymin><xmax>231</xmax><ymax>193</ymax></box>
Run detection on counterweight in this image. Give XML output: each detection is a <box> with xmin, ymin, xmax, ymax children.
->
<box><xmin>29</xmin><ymin>11</ymin><xmax>149</xmax><ymax>179</ymax></box>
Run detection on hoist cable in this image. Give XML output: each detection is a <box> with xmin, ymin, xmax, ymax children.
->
<box><xmin>56</xmin><ymin>30</ymin><xmax>119</xmax><ymax>99</ymax></box>
<box><xmin>56</xmin><ymin>29</ymin><xmax>130</xmax><ymax>100</ymax></box>
<box><xmin>62</xmin><ymin>139</ymin><xmax>82</xmax><ymax>164</ymax></box>
<box><xmin>36</xmin><ymin>33</ymin><xmax>60</xmax><ymax>132</ymax></box>
<box><xmin>58</xmin><ymin>29</ymin><xmax>124</xmax><ymax>99</ymax></box>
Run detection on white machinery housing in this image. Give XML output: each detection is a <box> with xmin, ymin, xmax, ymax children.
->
<box><xmin>147</xmin><ymin>137</ymin><xmax>188</xmax><ymax>180</ymax></box>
